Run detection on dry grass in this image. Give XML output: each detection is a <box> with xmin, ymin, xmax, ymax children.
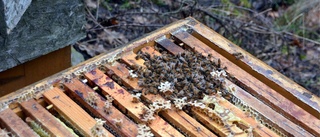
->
<box><xmin>74</xmin><ymin>0</ymin><xmax>319</xmax><ymax>95</ymax></box>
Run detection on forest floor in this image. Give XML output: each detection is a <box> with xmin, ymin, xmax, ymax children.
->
<box><xmin>73</xmin><ymin>0</ymin><xmax>320</xmax><ymax>96</ymax></box>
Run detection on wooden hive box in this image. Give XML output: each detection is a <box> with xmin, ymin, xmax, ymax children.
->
<box><xmin>0</xmin><ymin>17</ymin><xmax>319</xmax><ymax>137</ymax></box>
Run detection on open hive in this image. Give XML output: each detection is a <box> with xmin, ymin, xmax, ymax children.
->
<box><xmin>0</xmin><ymin>17</ymin><xmax>319</xmax><ymax>137</ymax></box>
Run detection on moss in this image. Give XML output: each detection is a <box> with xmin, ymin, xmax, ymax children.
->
<box><xmin>119</xmin><ymin>0</ymin><xmax>131</xmax><ymax>9</ymax></box>
<box><xmin>55</xmin><ymin>116</ymin><xmax>80</xmax><ymax>136</ymax></box>
<box><xmin>281</xmin><ymin>46</ymin><xmax>289</xmax><ymax>55</ymax></box>
<box><xmin>299</xmin><ymin>54</ymin><xmax>307</xmax><ymax>60</ymax></box>
<box><xmin>151</xmin><ymin>0</ymin><xmax>167</xmax><ymax>6</ymax></box>
<box><xmin>27</xmin><ymin>119</ymin><xmax>50</xmax><ymax>137</ymax></box>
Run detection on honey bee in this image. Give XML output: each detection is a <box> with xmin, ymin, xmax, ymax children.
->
<box><xmin>191</xmin><ymin>47</ymin><xmax>196</xmax><ymax>51</ymax></box>
<box><xmin>177</xmin><ymin>90</ymin><xmax>185</xmax><ymax>97</ymax></box>
<box><xmin>132</xmin><ymin>89</ymin><xmax>141</xmax><ymax>93</ymax></box>
<box><xmin>135</xmin><ymin>54</ymin><xmax>142</xmax><ymax>60</ymax></box>
<box><xmin>143</xmin><ymin>52</ymin><xmax>151</xmax><ymax>59</ymax></box>
<box><xmin>232</xmin><ymin>52</ymin><xmax>244</xmax><ymax>60</ymax></box>
<box><xmin>207</xmin><ymin>53</ymin><xmax>213</xmax><ymax>59</ymax></box>
<box><xmin>207</xmin><ymin>89</ymin><xmax>215</xmax><ymax>95</ymax></box>
<box><xmin>206</xmin><ymin>82</ymin><xmax>214</xmax><ymax>89</ymax></box>
<box><xmin>154</xmin><ymin>45</ymin><xmax>161</xmax><ymax>52</ymax></box>
<box><xmin>217</xmin><ymin>58</ymin><xmax>221</xmax><ymax>68</ymax></box>
<box><xmin>160</xmin><ymin>56</ymin><xmax>168</xmax><ymax>63</ymax></box>
<box><xmin>149</xmin><ymin>87</ymin><xmax>158</xmax><ymax>94</ymax></box>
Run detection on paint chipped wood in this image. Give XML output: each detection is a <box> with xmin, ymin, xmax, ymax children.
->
<box><xmin>156</xmin><ymin>37</ymin><xmax>314</xmax><ymax>137</ymax></box>
<box><xmin>20</xmin><ymin>99</ymin><xmax>76</xmax><ymax>137</ymax></box>
<box><xmin>172</xmin><ymin>30</ymin><xmax>320</xmax><ymax>136</ymax></box>
<box><xmin>0</xmin><ymin>17</ymin><xmax>317</xmax><ymax>137</ymax></box>
<box><xmin>0</xmin><ymin>108</ymin><xmax>38</xmax><ymax>137</ymax></box>
<box><xmin>105</xmin><ymin>60</ymin><xmax>217</xmax><ymax>137</ymax></box>
<box><xmin>43</xmin><ymin>87</ymin><xmax>113</xmax><ymax>137</ymax></box>
<box><xmin>84</xmin><ymin>69</ymin><xmax>184</xmax><ymax>137</ymax></box>
<box><xmin>63</xmin><ymin>79</ymin><xmax>139</xmax><ymax>136</ymax></box>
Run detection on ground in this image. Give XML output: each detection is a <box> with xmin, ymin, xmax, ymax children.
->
<box><xmin>73</xmin><ymin>0</ymin><xmax>320</xmax><ymax>96</ymax></box>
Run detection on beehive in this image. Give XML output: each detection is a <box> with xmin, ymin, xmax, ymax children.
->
<box><xmin>0</xmin><ymin>17</ymin><xmax>319</xmax><ymax>137</ymax></box>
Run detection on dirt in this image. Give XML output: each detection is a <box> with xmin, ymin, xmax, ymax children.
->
<box><xmin>74</xmin><ymin>0</ymin><xmax>319</xmax><ymax>96</ymax></box>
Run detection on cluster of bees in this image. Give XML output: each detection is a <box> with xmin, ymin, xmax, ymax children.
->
<box><xmin>135</xmin><ymin>47</ymin><xmax>229</xmax><ymax>103</ymax></box>
<box><xmin>131</xmin><ymin>46</ymin><xmax>290</xmax><ymax>137</ymax></box>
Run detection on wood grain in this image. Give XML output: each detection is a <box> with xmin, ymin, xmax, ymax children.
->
<box><xmin>191</xmin><ymin>22</ymin><xmax>320</xmax><ymax>115</ymax></box>
<box><xmin>172</xmin><ymin>31</ymin><xmax>320</xmax><ymax>136</ymax></box>
<box><xmin>0</xmin><ymin>108</ymin><xmax>38</xmax><ymax>137</ymax></box>
<box><xmin>105</xmin><ymin>61</ymin><xmax>218</xmax><ymax>137</ymax></box>
<box><xmin>63</xmin><ymin>78</ymin><xmax>139</xmax><ymax>136</ymax></box>
<box><xmin>84</xmin><ymin>69</ymin><xmax>184</xmax><ymax>137</ymax></box>
<box><xmin>190</xmin><ymin>108</ymin><xmax>246</xmax><ymax>137</ymax></box>
<box><xmin>43</xmin><ymin>87</ymin><xmax>113</xmax><ymax>137</ymax></box>
<box><xmin>156</xmin><ymin>37</ymin><xmax>314</xmax><ymax>137</ymax></box>
<box><xmin>136</xmin><ymin>45</ymin><xmax>279</xmax><ymax>137</ymax></box>
<box><xmin>20</xmin><ymin>99</ymin><xmax>76</xmax><ymax>137</ymax></box>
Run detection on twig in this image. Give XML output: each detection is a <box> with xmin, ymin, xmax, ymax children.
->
<box><xmin>96</xmin><ymin>0</ymin><xmax>100</xmax><ymax>19</ymax></box>
<box><xmin>85</xmin><ymin>7</ymin><xmax>124</xmax><ymax>46</ymax></box>
<box><xmin>90</xmin><ymin>24</ymin><xmax>164</xmax><ymax>31</ymax></box>
<box><xmin>207</xmin><ymin>4</ymin><xmax>274</xmax><ymax>28</ymax></box>
<box><xmin>161</xmin><ymin>0</ymin><xmax>186</xmax><ymax>16</ymax></box>
<box><xmin>243</xmin><ymin>27</ymin><xmax>274</xmax><ymax>34</ymax></box>
<box><xmin>122</xmin><ymin>11</ymin><xmax>159</xmax><ymax>15</ymax></box>
<box><xmin>256</xmin><ymin>52</ymin><xmax>282</xmax><ymax>59</ymax></box>
<box><xmin>284</xmin><ymin>13</ymin><xmax>304</xmax><ymax>30</ymax></box>
<box><xmin>78</xmin><ymin>38</ymin><xmax>99</xmax><ymax>44</ymax></box>
<box><xmin>121</xmin><ymin>0</ymin><xmax>188</xmax><ymax>17</ymax></box>
<box><xmin>282</xmin><ymin>31</ymin><xmax>320</xmax><ymax>45</ymax></box>
<box><xmin>201</xmin><ymin>6</ymin><xmax>320</xmax><ymax>45</ymax></box>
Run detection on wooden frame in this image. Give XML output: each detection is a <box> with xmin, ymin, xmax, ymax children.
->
<box><xmin>0</xmin><ymin>17</ymin><xmax>318</xmax><ymax>137</ymax></box>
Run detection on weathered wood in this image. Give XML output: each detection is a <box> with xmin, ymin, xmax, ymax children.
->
<box><xmin>121</xmin><ymin>46</ymin><xmax>162</xmax><ymax>68</ymax></box>
<box><xmin>121</xmin><ymin>46</ymin><xmax>160</xmax><ymax>67</ymax></box>
<box><xmin>226</xmin><ymin>80</ymin><xmax>314</xmax><ymax>137</ymax></box>
<box><xmin>190</xmin><ymin>108</ymin><xmax>246</xmax><ymax>137</ymax></box>
<box><xmin>159</xmin><ymin>108</ymin><xmax>217</xmax><ymax>137</ymax></box>
<box><xmin>43</xmin><ymin>87</ymin><xmax>113</xmax><ymax>137</ymax></box>
<box><xmin>63</xmin><ymin>78</ymin><xmax>139</xmax><ymax>137</ymax></box>
<box><xmin>0</xmin><ymin>108</ymin><xmax>38</xmax><ymax>137</ymax></box>
<box><xmin>106</xmin><ymin>62</ymin><xmax>140</xmax><ymax>90</ymax></box>
<box><xmin>172</xmin><ymin>30</ymin><xmax>320</xmax><ymax>136</ymax></box>
<box><xmin>190</xmin><ymin>23</ymin><xmax>320</xmax><ymax>115</ymax></box>
<box><xmin>20</xmin><ymin>99</ymin><xmax>76</xmax><ymax>137</ymax></box>
<box><xmin>0</xmin><ymin>17</ymin><xmax>316</xmax><ymax>137</ymax></box>
<box><xmin>140</xmin><ymin>45</ymin><xmax>162</xmax><ymax>56</ymax></box>
<box><xmin>156</xmin><ymin>37</ymin><xmax>313</xmax><ymax>136</ymax></box>
<box><xmin>119</xmin><ymin>46</ymin><xmax>251</xmax><ymax>137</ymax></box>
<box><xmin>138</xmin><ymin>46</ymin><xmax>279</xmax><ymax>137</ymax></box>
<box><xmin>0</xmin><ymin>17</ymin><xmax>190</xmax><ymax>108</ymax></box>
<box><xmin>156</xmin><ymin>36</ymin><xmax>185</xmax><ymax>55</ymax></box>
<box><xmin>85</xmin><ymin>69</ymin><xmax>147</xmax><ymax>123</ymax></box>
<box><xmin>84</xmin><ymin>69</ymin><xmax>184</xmax><ymax>137</ymax></box>
<box><xmin>105</xmin><ymin>61</ymin><xmax>217</xmax><ymax>137</ymax></box>
<box><xmin>217</xmin><ymin>97</ymin><xmax>280</xmax><ymax>137</ymax></box>
<box><xmin>121</xmin><ymin>51</ymin><xmax>145</xmax><ymax>67</ymax></box>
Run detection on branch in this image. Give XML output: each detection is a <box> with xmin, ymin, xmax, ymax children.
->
<box><xmin>90</xmin><ymin>24</ymin><xmax>164</xmax><ymax>31</ymax></box>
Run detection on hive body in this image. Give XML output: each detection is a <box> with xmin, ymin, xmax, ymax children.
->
<box><xmin>0</xmin><ymin>17</ymin><xmax>318</xmax><ymax>137</ymax></box>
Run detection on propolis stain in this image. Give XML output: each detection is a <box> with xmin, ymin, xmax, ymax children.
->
<box><xmin>104</xmin><ymin>81</ymin><xmax>114</xmax><ymax>89</ymax></box>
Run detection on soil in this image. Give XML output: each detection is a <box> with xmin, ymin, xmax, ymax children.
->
<box><xmin>74</xmin><ymin>0</ymin><xmax>319</xmax><ymax>96</ymax></box>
